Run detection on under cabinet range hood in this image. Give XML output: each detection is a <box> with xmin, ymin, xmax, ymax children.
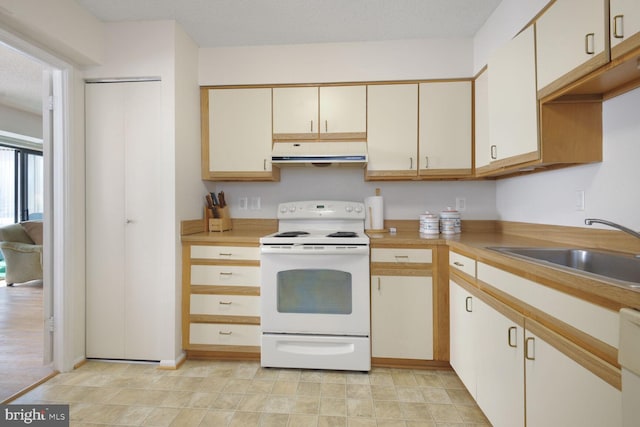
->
<box><xmin>271</xmin><ymin>141</ymin><xmax>368</xmax><ymax>167</ymax></box>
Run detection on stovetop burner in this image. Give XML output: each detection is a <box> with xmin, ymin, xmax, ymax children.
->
<box><xmin>327</xmin><ymin>231</ymin><xmax>359</xmax><ymax>238</ymax></box>
<box><xmin>273</xmin><ymin>231</ymin><xmax>310</xmax><ymax>238</ymax></box>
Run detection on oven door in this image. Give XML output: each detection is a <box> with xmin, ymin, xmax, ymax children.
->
<box><xmin>260</xmin><ymin>245</ymin><xmax>370</xmax><ymax>336</ymax></box>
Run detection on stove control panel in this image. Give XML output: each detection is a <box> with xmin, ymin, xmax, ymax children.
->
<box><xmin>277</xmin><ymin>200</ymin><xmax>365</xmax><ymax>219</ymax></box>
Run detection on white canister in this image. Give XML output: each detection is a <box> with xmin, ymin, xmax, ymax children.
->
<box><xmin>440</xmin><ymin>207</ymin><xmax>461</xmax><ymax>234</ymax></box>
<box><xmin>419</xmin><ymin>211</ymin><xmax>440</xmax><ymax>234</ymax></box>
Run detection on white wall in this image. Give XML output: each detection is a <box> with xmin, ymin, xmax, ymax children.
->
<box><xmin>496</xmin><ymin>87</ymin><xmax>640</xmax><ymax>231</ymax></box>
<box><xmin>0</xmin><ymin>104</ymin><xmax>42</xmax><ymax>138</ymax></box>
<box><xmin>200</xmin><ymin>37</ymin><xmax>498</xmax><ymax>220</ymax></box>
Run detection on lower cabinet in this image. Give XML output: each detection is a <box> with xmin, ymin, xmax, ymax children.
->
<box><xmin>371</xmin><ymin>275</ymin><xmax>433</xmax><ymax>360</ymax></box>
<box><xmin>182</xmin><ymin>242</ymin><xmax>261</xmax><ymax>358</ymax></box>
<box><xmin>450</xmin><ymin>266</ymin><xmax>622</xmax><ymax>427</ymax></box>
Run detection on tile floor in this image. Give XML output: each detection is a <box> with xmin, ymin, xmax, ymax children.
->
<box><xmin>10</xmin><ymin>360</ymin><xmax>490</xmax><ymax>426</ymax></box>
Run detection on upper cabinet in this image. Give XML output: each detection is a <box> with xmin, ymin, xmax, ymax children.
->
<box><xmin>273</xmin><ymin>85</ymin><xmax>366</xmax><ymax>140</ymax></box>
<box><xmin>366</xmin><ymin>84</ymin><xmax>418</xmax><ymax>179</ymax></box>
<box><xmin>485</xmin><ymin>26</ymin><xmax>539</xmax><ymax>172</ymax></box>
<box><xmin>202</xmin><ymin>87</ymin><xmax>279</xmax><ymax>182</ymax></box>
<box><xmin>418</xmin><ymin>81</ymin><xmax>472</xmax><ymax>177</ymax></box>
<box><xmin>536</xmin><ymin>0</ymin><xmax>608</xmax><ymax>99</ymax></box>
<box><xmin>610</xmin><ymin>0</ymin><xmax>640</xmax><ymax>59</ymax></box>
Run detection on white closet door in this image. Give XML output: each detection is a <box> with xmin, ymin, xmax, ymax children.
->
<box><xmin>85</xmin><ymin>81</ymin><xmax>162</xmax><ymax>360</ymax></box>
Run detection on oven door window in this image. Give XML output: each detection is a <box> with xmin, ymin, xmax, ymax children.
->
<box><xmin>277</xmin><ymin>269</ymin><xmax>352</xmax><ymax>314</ymax></box>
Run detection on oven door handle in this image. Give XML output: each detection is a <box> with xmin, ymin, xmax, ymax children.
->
<box><xmin>261</xmin><ymin>245</ymin><xmax>369</xmax><ymax>255</ymax></box>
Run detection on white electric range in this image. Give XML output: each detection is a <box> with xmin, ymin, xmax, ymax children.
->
<box><xmin>260</xmin><ymin>200</ymin><xmax>371</xmax><ymax>371</ymax></box>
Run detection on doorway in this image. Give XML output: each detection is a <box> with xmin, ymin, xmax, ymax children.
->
<box><xmin>0</xmin><ymin>41</ymin><xmax>54</xmax><ymax>402</ymax></box>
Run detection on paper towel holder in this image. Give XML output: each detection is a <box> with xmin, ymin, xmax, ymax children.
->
<box><xmin>365</xmin><ymin>188</ymin><xmax>387</xmax><ymax>233</ymax></box>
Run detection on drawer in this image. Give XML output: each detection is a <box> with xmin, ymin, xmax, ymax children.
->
<box><xmin>449</xmin><ymin>251</ymin><xmax>476</xmax><ymax>277</ymax></box>
<box><xmin>190</xmin><ymin>294</ymin><xmax>260</xmax><ymax>316</ymax></box>
<box><xmin>190</xmin><ymin>323</ymin><xmax>261</xmax><ymax>346</ymax></box>
<box><xmin>371</xmin><ymin>248</ymin><xmax>432</xmax><ymax>264</ymax></box>
<box><xmin>477</xmin><ymin>262</ymin><xmax>619</xmax><ymax>349</ymax></box>
<box><xmin>190</xmin><ymin>245</ymin><xmax>260</xmax><ymax>261</ymax></box>
<box><xmin>191</xmin><ymin>265</ymin><xmax>260</xmax><ymax>286</ymax></box>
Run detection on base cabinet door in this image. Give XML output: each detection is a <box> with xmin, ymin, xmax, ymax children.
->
<box><xmin>525</xmin><ymin>327</ymin><xmax>622</xmax><ymax>427</ymax></box>
<box><xmin>371</xmin><ymin>275</ymin><xmax>433</xmax><ymax>359</ymax></box>
<box><xmin>449</xmin><ymin>280</ymin><xmax>477</xmax><ymax>394</ymax></box>
<box><xmin>475</xmin><ymin>298</ymin><xmax>525</xmax><ymax>427</ymax></box>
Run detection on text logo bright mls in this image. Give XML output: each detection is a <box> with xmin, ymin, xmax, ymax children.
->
<box><xmin>1</xmin><ymin>405</ymin><xmax>68</xmax><ymax>426</ymax></box>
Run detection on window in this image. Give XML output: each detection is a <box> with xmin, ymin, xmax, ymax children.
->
<box><xmin>0</xmin><ymin>145</ymin><xmax>43</xmax><ymax>225</ymax></box>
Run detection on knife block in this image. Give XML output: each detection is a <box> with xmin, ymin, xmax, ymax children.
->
<box><xmin>205</xmin><ymin>206</ymin><xmax>233</xmax><ymax>232</ymax></box>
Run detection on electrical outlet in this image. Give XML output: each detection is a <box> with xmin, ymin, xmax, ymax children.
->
<box><xmin>250</xmin><ymin>196</ymin><xmax>261</xmax><ymax>210</ymax></box>
<box><xmin>575</xmin><ymin>190</ymin><xmax>585</xmax><ymax>211</ymax></box>
<box><xmin>238</xmin><ymin>197</ymin><xmax>248</xmax><ymax>210</ymax></box>
<box><xmin>455</xmin><ymin>197</ymin><xmax>467</xmax><ymax>212</ymax></box>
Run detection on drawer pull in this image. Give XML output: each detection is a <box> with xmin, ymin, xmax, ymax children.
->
<box><xmin>218</xmin><ymin>253</ymin><xmax>233</xmax><ymax>256</ymax></box>
<box><xmin>395</xmin><ymin>255</ymin><xmax>410</xmax><ymax>261</ymax></box>
<box><xmin>453</xmin><ymin>261</ymin><xmax>464</xmax><ymax>267</ymax></box>
<box><xmin>465</xmin><ymin>296</ymin><xmax>473</xmax><ymax>313</ymax></box>
<box><xmin>525</xmin><ymin>337</ymin><xmax>535</xmax><ymax>360</ymax></box>
<box><xmin>219</xmin><ymin>331</ymin><xmax>232</xmax><ymax>336</ymax></box>
<box><xmin>219</xmin><ymin>272</ymin><xmax>233</xmax><ymax>276</ymax></box>
<box><xmin>508</xmin><ymin>326</ymin><xmax>517</xmax><ymax>348</ymax></box>
<box><xmin>219</xmin><ymin>301</ymin><xmax>232</xmax><ymax>305</ymax></box>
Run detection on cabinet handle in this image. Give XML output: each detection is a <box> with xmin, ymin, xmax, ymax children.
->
<box><xmin>508</xmin><ymin>326</ymin><xmax>517</xmax><ymax>348</ymax></box>
<box><xmin>219</xmin><ymin>272</ymin><xmax>233</xmax><ymax>276</ymax></box>
<box><xmin>219</xmin><ymin>301</ymin><xmax>232</xmax><ymax>305</ymax></box>
<box><xmin>613</xmin><ymin>15</ymin><xmax>624</xmax><ymax>39</ymax></box>
<box><xmin>219</xmin><ymin>253</ymin><xmax>233</xmax><ymax>256</ymax></box>
<box><xmin>585</xmin><ymin>33</ymin><xmax>595</xmax><ymax>55</ymax></box>
<box><xmin>310</xmin><ymin>120</ymin><xmax>314</xmax><ymax>132</ymax></box>
<box><xmin>395</xmin><ymin>255</ymin><xmax>409</xmax><ymax>262</ymax></box>
<box><xmin>525</xmin><ymin>337</ymin><xmax>535</xmax><ymax>360</ymax></box>
<box><xmin>219</xmin><ymin>331</ymin><xmax>232</xmax><ymax>335</ymax></box>
<box><xmin>465</xmin><ymin>296</ymin><xmax>472</xmax><ymax>312</ymax></box>
<box><xmin>424</xmin><ymin>156</ymin><xmax>429</xmax><ymax>168</ymax></box>
<box><xmin>263</xmin><ymin>158</ymin><xmax>267</xmax><ymax>171</ymax></box>
<box><xmin>409</xmin><ymin>157</ymin><xmax>413</xmax><ymax>170</ymax></box>
<box><xmin>490</xmin><ymin>145</ymin><xmax>497</xmax><ymax>160</ymax></box>
<box><xmin>453</xmin><ymin>261</ymin><xmax>464</xmax><ymax>267</ymax></box>
<box><xmin>377</xmin><ymin>277</ymin><xmax>381</xmax><ymax>292</ymax></box>
<box><xmin>325</xmin><ymin>120</ymin><xmax>328</xmax><ymax>132</ymax></box>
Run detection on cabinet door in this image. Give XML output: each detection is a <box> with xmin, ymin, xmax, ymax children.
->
<box><xmin>475</xmin><ymin>298</ymin><xmax>525</xmax><ymax>427</ymax></box>
<box><xmin>525</xmin><ymin>328</ymin><xmax>622</xmax><ymax>427</ymax></box>
<box><xmin>449</xmin><ymin>280</ymin><xmax>476</xmax><ymax>395</ymax></box>
<box><xmin>536</xmin><ymin>0</ymin><xmax>608</xmax><ymax>97</ymax></box>
<box><xmin>473</xmin><ymin>69</ymin><xmax>491</xmax><ymax>172</ymax></box>
<box><xmin>206</xmin><ymin>88</ymin><xmax>273</xmax><ymax>177</ymax></box>
<box><xmin>418</xmin><ymin>81</ymin><xmax>472</xmax><ymax>176</ymax></box>
<box><xmin>488</xmin><ymin>25</ymin><xmax>539</xmax><ymax>165</ymax></box>
<box><xmin>272</xmin><ymin>86</ymin><xmax>318</xmax><ymax>139</ymax></box>
<box><xmin>86</xmin><ymin>81</ymin><xmax>163</xmax><ymax>361</ymax></box>
<box><xmin>319</xmin><ymin>86</ymin><xmax>367</xmax><ymax>139</ymax></box>
<box><xmin>366</xmin><ymin>84</ymin><xmax>418</xmax><ymax>177</ymax></box>
<box><xmin>610</xmin><ymin>0</ymin><xmax>640</xmax><ymax>58</ymax></box>
<box><xmin>371</xmin><ymin>275</ymin><xmax>433</xmax><ymax>359</ymax></box>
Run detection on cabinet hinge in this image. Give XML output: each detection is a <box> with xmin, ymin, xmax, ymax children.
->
<box><xmin>47</xmin><ymin>316</ymin><xmax>55</xmax><ymax>332</ymax></box>
<box><xmin>48</xmin><ymin>96</ymin><xmax>54</xmax><ymax>111</ymax></box>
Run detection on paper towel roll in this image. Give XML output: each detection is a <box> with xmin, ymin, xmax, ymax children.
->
<box><xmin>365</xmin><ymin>196</ymin><xmax>384</xmax><ymax>230</ymax></box>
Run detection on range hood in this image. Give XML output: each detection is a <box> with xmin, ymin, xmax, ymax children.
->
<box><xmin>271</xmin><ymin>141</ymin><xmax>368</xmax><ymax>167</ymax></box>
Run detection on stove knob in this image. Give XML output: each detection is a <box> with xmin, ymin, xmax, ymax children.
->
<box><xmin>279</xmin><ymin>206</ymin><xmax>288</xmax><ymax>213</ymax></box>
<box><xmin>288</xmin><ymin>206</ymin><xmax>296</xmax><ymax>213</ymax></box>
<box><xmin>354</xmin><ymin>205</ymin><xmax>363</xmax><ymax>213</ymax></box>
<box><xmin>345</xmin><ymin>205</ymin><xmax>353</xmax><ymax>212</ymax></box>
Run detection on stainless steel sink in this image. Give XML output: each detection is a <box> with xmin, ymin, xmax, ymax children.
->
<box><xmin>486</xmin><ymin>247</ymin><xmax>640</xmax><ymax>288</ymax></box>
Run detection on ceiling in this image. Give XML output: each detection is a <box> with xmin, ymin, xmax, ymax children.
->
<box><xmin>0</xmin><ymin>0</ymin><xmax>502</xmax><ymax>118</ymax></box>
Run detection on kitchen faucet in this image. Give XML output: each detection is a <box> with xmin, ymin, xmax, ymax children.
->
<box><xmin>585</xmin><ymin>218</ymin><xmax>640</xmax><ymax>257</ymax></box>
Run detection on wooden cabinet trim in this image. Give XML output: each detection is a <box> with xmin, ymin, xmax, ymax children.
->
<box><xmin>190</xmin><ymin>315</ymin><xmax>260</xmax><ymax>325</ymax></box>
<box><xmin>190</xmin><ymin>285</ymin><xmax>260</xmax><ymax>296</ymax></box>
<box><xmin>526</xmin><ymin>318</ymin><xmax>621</xmax><ymax>390</ymax></box>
